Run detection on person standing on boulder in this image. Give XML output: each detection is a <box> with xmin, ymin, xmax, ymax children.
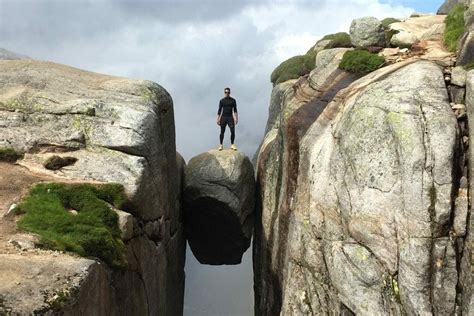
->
<box><xmin>216</xmin><ymin>87</ymin><xmax>238</xmax><ymax>151</ymax></box>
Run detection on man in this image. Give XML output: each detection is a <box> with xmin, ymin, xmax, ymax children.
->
<box><xmin>216</xmin><ymin>87</ymin><xmax>238</xmax><ymax>150</ymax></box>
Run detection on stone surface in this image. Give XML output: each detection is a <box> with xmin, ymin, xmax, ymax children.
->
<box><xmin>0</xmin><ymin>254</ymin><xmax>117</xmax><ymax>315</ymax></box>
<box><xmin>349</xmin><ymin>17</ymin><xmax>385</xmax><ymax>47</ymax></box>
<box><xmin>114</xmin><ymin>208</ymin><xmax>135</xmax><ymax>241</ymax></box>
<box><xmin>0</xmin><ymin>60</ymin><xmax>185</xmax><ymax>315</ymax></box>
<box><xmin>452</xmin><ymin>66</ymin><xmax>468</xmax><ymax>87</ymax></box>
<box><xmin>389</xmin><ymin>15</ymin><xmax>446</xmax><ymax>47</ymax></box>
<box><xmin>254</xmin><ymin>59</ymin><xmax>466</xmax><ymax>314</ymax></box>
<box><xmin>463</xmin><ymin>69</ymin><xmax>474</xmax><ymax>315</ymax></box>
<box><xmin>184</xmin><ymin>150</ymin><xmax>255</xmax><ymax>265</ymax></box>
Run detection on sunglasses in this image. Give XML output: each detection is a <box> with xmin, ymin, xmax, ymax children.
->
<box><xmin>224</xmin><ymin>91</ymin><xmax>230</xmax><ymax>93</ymax></box>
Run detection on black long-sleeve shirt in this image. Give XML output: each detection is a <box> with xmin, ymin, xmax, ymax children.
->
<box><xmin>217</xmin><ymin>96</ymin><xmax>238</xmax><ymax>117</ymax></box>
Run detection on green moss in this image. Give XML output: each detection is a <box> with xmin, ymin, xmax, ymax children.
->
<box><xmin>382</xmin><ymin>17</ymin><xmax>401</xmax><ymax>28</ymax></box>
<box><xmin>0</xmin><ymin>147</ymin><xmax>24</xmax><ymax>163</ymax></box>
<box><xmin>444</xmin><ymin>4</ymin><xmax>465</xmax><ymax>52</ymax></box>
<box><xmin>339</xmin><ymin>49</ymin><xmax>385</xmax><ymax>74</ymax></box>
<box><xmin>16</xmin><ymin>183</ymin><xmax>127</xmax><ymax>270</ymax></box>
<box><xmin>270</xmin><ymin>54</ymin><xmax>316</xmax><ymax>85</ymax></box>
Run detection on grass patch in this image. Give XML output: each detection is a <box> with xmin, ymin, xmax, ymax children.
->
<box><xmin>444</xmin><ymin>4</ymin><xmax>465</xmax><ymax>52</ymax></box>
<box><xmin>382</xmin><ymin>17</ymin><xmax>401</xmax><ymax>28</ymax></box>
<box><xmin>339</xmin><ymin>49</ymin><xmax>385</xmax><ymax>74</ymax></box>
<box><xmin>16</xmin><ymin>182</ymin><xmax>127</xmax><ymax>270</ymax></box>
<box><xmin>0</xmin><ymin>147</ymin><xmax>23</xmax><ymax>163</ymax></box>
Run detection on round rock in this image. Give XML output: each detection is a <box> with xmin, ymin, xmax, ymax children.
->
<box><xmin>183</xmin><ymin>149</ymin><xmax>255</xmax><ymax>265</ymax></box>
<box><xmin>350</xmin><ymin>17</ymin><xmax>386</xmax><ymax>47</ymax></box>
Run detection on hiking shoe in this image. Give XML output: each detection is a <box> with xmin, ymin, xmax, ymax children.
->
<box><xmin>218</xmin><ymin>144</ymin><xmax>223</xmax><ymax>151</ymax></box>
<box><xmin>230</xmin><ymin>144</ymin><xmax>237</xmax><ymax>151</ymax></box>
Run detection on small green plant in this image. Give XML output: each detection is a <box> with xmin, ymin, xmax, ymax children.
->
<box><xmin>16</xmin><ymin>183</ymin><xmax>127</xmax><ymax>270</ymax></box>
<box><xmin>339</xmin><ymin>49</ymin><xmax>385</xmax><ymax>74</ymax></box>
<box><xmin>0</xmin><ymin>147</ymin><xmax>24</xmax><ymax>163</ymax></box>
<box><xmin>381</xmin><ymin>17</ymin><xmax>401</xmax><ymax>28</ymax></box>
<box><xmin>270</xmin><ymin>54</ymin><xmax>316</xmax><ymax>85</ymax></box>
<box><xmin>444</xmin><ymin>4</ymin><xmax>465</xmax><ymax>52</ymax></box>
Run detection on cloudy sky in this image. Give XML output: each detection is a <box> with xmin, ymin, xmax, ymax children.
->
<box><xmin>0</xmin><ymin>0</ymin><xmax>444</xmax><ymax>315</ymax></box>
<box><xmin>0</xmin><ymin>0</ymin><xmax>444</xmax><ymax>161</ymax></box>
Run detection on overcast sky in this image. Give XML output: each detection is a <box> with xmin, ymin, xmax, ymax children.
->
<box><xmin>0</xmin><ymin>0</ymin><xmax>444</xmax><ymax>315</ymax></box>
<box><xmin>0</xmin><ymin>0</ymin><xmax>444</xmax><ymax>161</ymax></box>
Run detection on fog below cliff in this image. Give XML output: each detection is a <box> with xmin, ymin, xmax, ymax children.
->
<box><xmin>184</xmin><ymin>243</ymin><xmax>254</xmax><ymax>316</ymax></box>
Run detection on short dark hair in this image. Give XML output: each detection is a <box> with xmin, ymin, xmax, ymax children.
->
<box><xmin>224</xmin><ymin>87</ymin><xmax>231</xmax><ymax>92</ymax></box>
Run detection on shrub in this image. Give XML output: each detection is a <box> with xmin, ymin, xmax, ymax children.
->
<box><xmin>382</xmin><ymin>17</ymin><xmax>401</xmax><ymax>28</ymax></box>
<box><xmin>0</xmin><ymin>147</ymin><xmax>23</xmax><ymax>162</ymax></box>
<box><xmin>444</xmin><ymin>4</ymin><xmax>465</xmax><ymax>52</ymax></box>
<box><xmin>16</xmin><ymin>183</ymin><xmax>127</xmax><ymax>270</ymax></box>
<box><xmin>339</xmin><ymin>49</ymin><xmax>385</xmax><ymax>74</ymax></box>
<box><xmin>270</xmin><ymin>54</ymin><xmax>316</xmax><ymax>85</ymax></box>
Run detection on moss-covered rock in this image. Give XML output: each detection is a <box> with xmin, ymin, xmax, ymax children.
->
<box><xmin>339</xmin><ymin>49</ymin><xmax>385</xmax><ymax>74</ymax></box>
<box><xmin>270</xmin><ymin>54</ymin><xmax>315</xmax><ymax>85</ymax></box>
<box><xmin>444</xmin><ymin>4</ymin><xmax>465</xmax><ymax>52</ymax></box>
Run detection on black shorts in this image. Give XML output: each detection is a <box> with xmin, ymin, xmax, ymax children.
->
<box><xmin>220</xmin><ymin>116</ymin><xmax>234</xmax><ymax>127</ymax></box>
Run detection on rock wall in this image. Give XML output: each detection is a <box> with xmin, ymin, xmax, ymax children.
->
<box><xmin>0</xmin><ymin>60</ymin><xmax>185</xmax><ymax>315</ymax></box>
<box><xmin>254</xmin><ymin>47</ymin><xmax>472</xmax><ymax>314</ymax></box>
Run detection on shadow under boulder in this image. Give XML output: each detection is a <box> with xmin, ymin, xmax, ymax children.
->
<box><xmin>183</xmin><ymin>150</ymin><xmax>255</xmax><ymax>265</ymax></box>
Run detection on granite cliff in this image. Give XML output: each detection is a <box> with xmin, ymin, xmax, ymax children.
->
<box><xmin>0</xmin><ymin>59</ymin><xmax>185</xmax><ymax>315</ymax></box>
<box><xmin>254</xmin><ymin>2</ymin><xmax>473</xmax><ymax>315</ymax></box>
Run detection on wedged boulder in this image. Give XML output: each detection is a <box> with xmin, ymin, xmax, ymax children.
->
<box><xmin>184</xmin><ymin>150</ymin><xmax>255</xmax><ymax>265</ymax></box>
<box><xmin>350</xmin><ymin>17</ymin><xmax>385</xmax><ymax>47</ymax></box>
<box><xmin>388</xmin><ymin>15</ymin><xmax>445</xmax><ymax>47</ymax></box>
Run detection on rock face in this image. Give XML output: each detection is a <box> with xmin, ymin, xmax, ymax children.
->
<box><xmin>389</xmin><ymin>15</ymin><xmax>446</xmax><ymax>47</ymax></box>
<box><xmin>184</xmin><ymin>150</ymin><xmax>255</xmax><ymax>265</ymax></box>
<box><xmin>463</xmin><ymin>70</ymin><xmax>474</xmax><ymax>315</ymax></box>
<box><xmin>254</xmin><ymin>53</ymin><xmax>470</xmax><ymax>314</ymax></box>
<box><xmin>458</xmin><ymin>2</ymin><xmax>474</xmax><ymax>66</ymax></box>
<box><xmin>350</xmin><ymin>17</ymin><xmax>385</xmax><ymax>47</ymax></box>
<box><xmin>438</xmin><ymin>0</ymin><xmax>464</xmax><ymax>14</ymax></box>
<box><xmin>0</xmin><ymin>60</ymin><xmax>185</xmax><ymax>315</ymax></box>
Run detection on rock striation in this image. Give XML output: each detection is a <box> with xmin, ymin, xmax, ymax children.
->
<box><xmin>254</xmin><ymin>23</ymin><xmax>472</xmax><ymax>313</ymax></box>
<box><xmin>184</xmin><ymin>150</ymin><xmax>255</xmax><ymax>265</ymax></box>
<box><xmin>0</xmin><ymin>60</ymin><xmax>185</xmax><ymax>315</ymax></box>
